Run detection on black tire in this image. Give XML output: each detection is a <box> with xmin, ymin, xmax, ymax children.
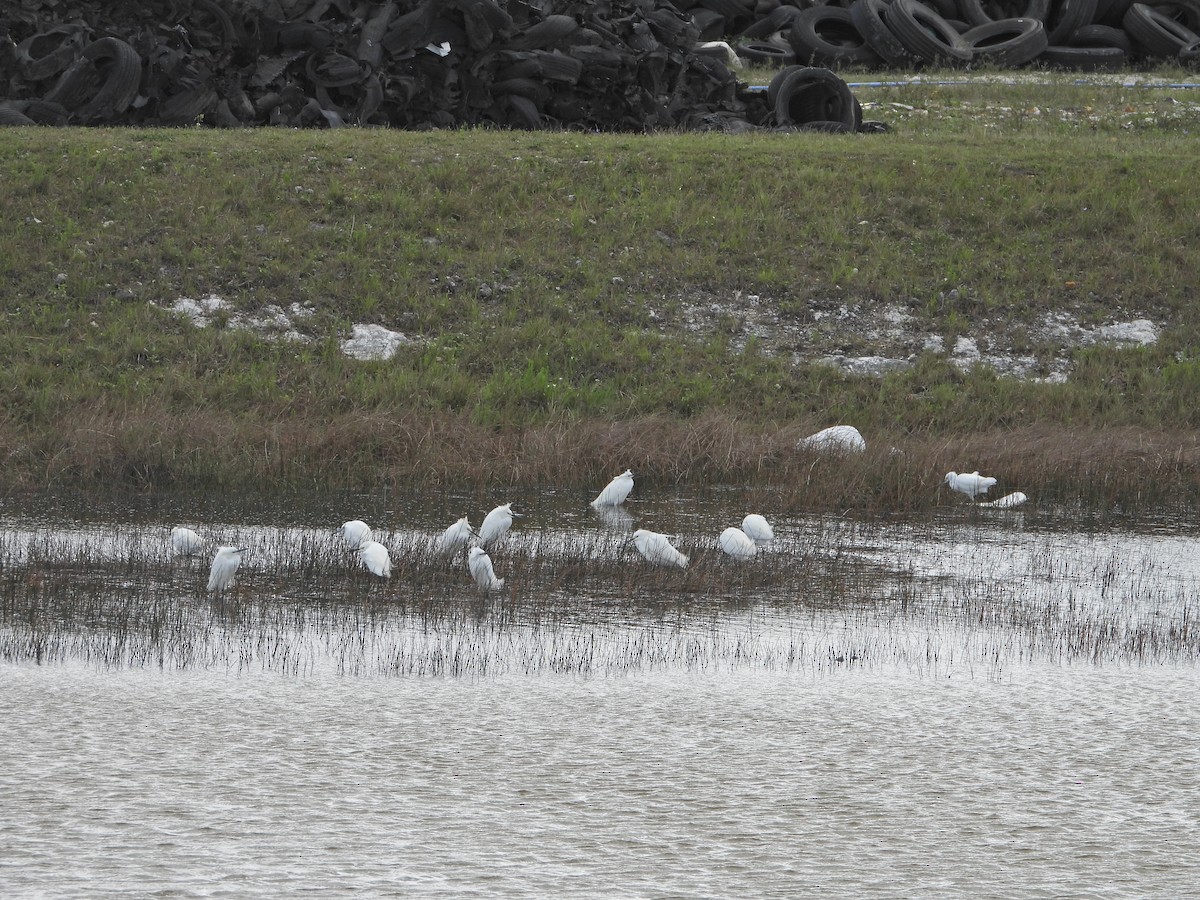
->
<box><xmin>797</xmin><ymin>119</ymin><xmax>857</xmax><ymax>132</ymax></box>
<box><xmin>157</xmin><ymin>85</ymin><xmax>217</xmax><ymax>126</ymax></box>
<box><xmin>960</xmin><ymin>17</ymin><xmax>1049</xmax><ymax>64</ymax></box>
<box><xmin>1182</xmin><ymin>37</ymin><xmax>1200</xmax><ymax>64</ymax></box>
<box><xmin>736</xmin><ymin>40</ymin><xmax>798</xmax><ymax>66</ymax></box>
<box><xmin>958</xmin><ymin>0</ymin><xmax>1051</xmax><ymax>26</ymax></box>
<box><xmin>742</xmin><ymin>4</ymin><xmax>805</xmax><ymax>39</ymax></box>
<box><xmin>45</xmin><ymin>37</ymin><xmax>142</xmax><ymax>123</ymax></box>
<box><xmin>0</xmin><ymin>104</ymin><xmax>37</xmax><ymax>126</ymax></box>
<box><xmin>888</xmin><ymin>0</ymin><xmax>974</xmax><ymax>65</ymax></box>
<box><xmin>1123</xmin><ymin>1</ymin><xmax>1200</xmax><ymax>55</ymax></box>
<box><xmin>690</xmin><ymin>9</ymin><xmax>728</xmax><ymax>41</ymax></box>
<box><xmin>850</xmin><ymin>0</ymin><xmax>924</xmax><ymax>66</ymax></box>
<box><xmin>1036</xmin><ymin>42</ymin><xmax>1127</xmax><ymax>65</ymax></box>
<box><xmin>1046</xmin><ymin>0</ymin><xmax>1101</xmax><ymax>43</ymax></box>
<box><xmin>773</xmin><ymin>66</ymin><xmax>860</xmax><ymax>130</ymax></box>
<box><xmin>1066</xmin><ymin>23</ymin><xmax>1134</xmax><ymax>50</ymax></box>
<box><xmin>15</xmin><ymin>26</ymin><xmax>90</xmax><ymax>81</ymax></box>
<box><xmin>788</xmin><ymin>6</ymin><xmax>886</xmax><ymax>68</ymax></box>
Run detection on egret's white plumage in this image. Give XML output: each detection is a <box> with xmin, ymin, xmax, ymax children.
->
<box><xmin>468</xmin><ymin>546</ymin><xmax>504</xmax><ymax>592</ymax></box>
<box><xmin>478</xmin><ymin>503</ymin><xmax>517</xmax><ymax>549</ymax></box>
<box><xmin>358</xmin><ymin>540</ymin><xmax>392</xmax><ymax>578</ymax></box>
<box><xmin>171</xmin><ymin>526</ymin><xmax>204</xmax><ymax>557</ymax></box>
<box><xmin>632</xmin><ymin>529</ymin><xmax>689</xmax><ymax>569</ymax></box>
<box><xmin>591</xmin><ymin>469</ymin><xmax>634</xmax><ymax>508</ymax></box>
<box><xmin>339</xmin><ymin>520</ymin><xmax>372</xmax><ymax>550</ymax></box>
<box><xmin>719</xmin><ymin>527</ymin><xmax>757</xmax><ymax>561</ymax></box>
<box><xmin>207</xmin><ymin>546</ymin><xmax>245</xmax><ymax>593</ymax></box>
<box><xmin>797</xmin><ymin>425</ymin><xmax>866</xmax><ymax>454</ymax></box>
<box><xmin>439</xmin><ymin>516</ymin><xmax>472</xmax><ymax>556</ymax></box>
<box><xmin>944</xmin><ymin>471</ymin><xmax>998</xmax><ymax>500</ymax></box>
<box><xmin>741</xmin><ymin>514</ymin><xmax>774</xmax><ymax>546</ymax></box>
<box><xmin>978</xmin><ymin>491</ymin><xmax>1028</xmax><ymax>509</ymax></box>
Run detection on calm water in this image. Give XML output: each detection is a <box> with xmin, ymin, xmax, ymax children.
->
<box><xmin>2</xmin><ymin>490</ymin><xmax>1198</xmax><ymax>896</ymax></box>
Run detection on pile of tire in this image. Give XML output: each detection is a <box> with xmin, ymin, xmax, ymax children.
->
<box><xmin>707</xmin><ymin>0</ymin><xmax>1200</xmax><ymax>71</ymax></box>
<box><xmin>0</xmin><ymin>0</ymin><xmax>879</xmax><ymax>132</ymax></box>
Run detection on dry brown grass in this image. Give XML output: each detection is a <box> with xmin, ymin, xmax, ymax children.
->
<box><xmin>5</xmin><ymin>406</ymin><xmax>1197</xmax><ymax>514</ymax></box>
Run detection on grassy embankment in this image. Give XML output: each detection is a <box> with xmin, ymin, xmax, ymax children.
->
<box><xmin>2</xmin><ymin>72</ymin><xmax>1199</xmax><ymax>510</ymax></box>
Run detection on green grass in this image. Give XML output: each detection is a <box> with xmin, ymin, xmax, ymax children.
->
<box><xmin>2</xmin><ymin>71</ymin><xmax>1199</xmax><ymax>496</ymax></box>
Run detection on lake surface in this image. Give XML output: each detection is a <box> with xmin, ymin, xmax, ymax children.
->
<box><xmin>2</xmin><ymin>489</ymin><xmax>1198</xmax><ymax>896</ymax></box>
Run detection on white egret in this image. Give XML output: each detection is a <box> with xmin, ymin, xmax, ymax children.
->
<box><xmin>978</xmin><ymin>491</ymin><xmax>1028</xmax><ymax>509</ymax></box>
<box><xmin>478</xmin><ymin>503</ymin><xmax>518</xmax><ymax>549</ymax></box>
<box><xmin>741</xmin><ymin>514</ymin><xmax>774</xmax><ymax>546</ymax></box>
<box><xmin>207</xmin><ymin>546</ymin><xmax>246</xmax><ymax>593</ymax></box>
<box><xmin>631</xmin><ymin>529</ymin><xmax>689</xmax><ymax>569</ymax></box>
<box><xmin>357</xmin><ymin>540</ymin><xmax>392</xmax><ymax>578</ymax></box>
<box><xmin>944</xmin><ymin>471</ymin><xmax>998</xmax><ymax>501</ymax></box>
<box><xmin>719</xmin><ymin>527</ymin><xmax>757</xmax><ymax>561</ymax></box>
<box><xmin>171</xmin><ymin>526</ymin><xmax>204</xmax><ymax>556</ymax></box>
<box><xmin>591</xmin><ymin>469</ymin><xmax>634</xmax><ymax>508</ymax></box>
<box><xmin>468</xmin><ymin>546</ymin><xmax>504</xmax><ymax>592</ymax></box>
<box><xmin>439</xmin><ymin>516</ymin><xmax>473</xmax><ymax>556</ymax></box>
<box><xmin>797</xmin><ymin>425</ymin><xmax>866</xmax><ymax>454</ymax></box>
<box><xmin>339</xmin><ymin>520</ymin><xmax>372</xmax><ymax>550</ymax></box>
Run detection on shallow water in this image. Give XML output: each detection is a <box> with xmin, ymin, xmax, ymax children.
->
<box><xmin>2</xmin><ymin>490</ymin><xmax>1198</xmax><ymax>895</ymax></box>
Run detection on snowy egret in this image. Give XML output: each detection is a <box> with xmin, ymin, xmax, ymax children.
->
<box><xmin>357</xmin><ymin>540</ymin><xmax>392</xmax><ymax>578</ymax></box>
<box><xmin>944</xmin><ymin>471</ymin><xmax>998</xmax><ymax>501</ymax></box>
<box><xmin>591</xmin><ymin>469</ymin><xmax>634</xmax><ymax>508</ymax></box>
<box><xmin>468</xmin><ymin>546</ymin><xmax>504</xmax><ymax>592</ymax></box>
<box><xmin>797</xmin><ymin>425</ymin><xmax>866</xmax><ymax>454</ymax></box>
<box><xmin>170</xmin><ymin>526</ymin><xmax>204</xmax><ymax>556</ymax></box>
<box><xmin>339</xmin><ymin>520</ymin><xmax>372</xmax><ymax>550</ymax></box>
<box><xmin>631</xmin><ymin>529</ymin><xmax>689</xmax><ymax>569</ymax></box>
<box><xmin>978</xmin><ymin>491</ymin><xmax>1028</xmax><ymax>509</ymax></box>
<box><xmin>478</xmin><ymin>503</ymin><xmax>518</xmax><ymax>549</ymax></box>
<box><xmin>439</xmin><ymin>516</ymin><xmax>473</xmax><ymax>556</ymax></box>
<box><xmin>207</xmin><ymin>546</ymin><xmax>246</xmax><ymax>593</ymax></box>
<box><xmin>719</xmin><ymin>527</ymin><xmax>757</xmax><ymax>561</ymax></box>
<box><xmin>741</xmin><ymin>514</ymin><xmax>774</xmax><ymax>546</ymax></box>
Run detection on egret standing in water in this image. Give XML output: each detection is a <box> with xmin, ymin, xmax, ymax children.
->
<box><xmin>207</xmin><ymin>546</ymin><xmax>246</xmax><ymax>593</ymax></box>
<box><xmin>478</xmin><ymin>503</ymin><xmax>518</xmax><ymax>549</ymax></box>
<box><xmin>357</xmin><ymin>540</ymin><xmax>392</xmax><ymax>578</ymax></box>
<box><xmin>468</xmin><ymin>546</ymin><xmax>505</xmax><ymax>592</ymax></box>
<box><xmin>339</xmin><ymin>520</ymin><xmax>372</xmax><ymax>550</ymax></box>
<box><xmin>439</xmin><ymin>516</ymin><xmax>473</xmax><ymax>557</ymax></box>
<box><xmin>719</xmin><ymin>527</ymin><xmax>757</xmax><ymax>561</ymax></box>
<box><xmin>944</xmin><ymin>471</ymin><xmax>998</xmax><ymax>501</ymax></box>
<box><xmin>631</xmin><ymin>529</ymin><xmax>689</xmax><ymax>569</ymax></box>
<box><xmin>591</xmin><ymin>469</ymin><xmax>634</xmax><ymax>508</ymax></box>
<box><xmin>741</xmin><ymin>514</ymin><xmax>774</xmax><ymax>546</ymax></box>
<box><xmin>171</xmin><ymin>526</ymin><xmax>204</xmax><ymax>557</ymax></box>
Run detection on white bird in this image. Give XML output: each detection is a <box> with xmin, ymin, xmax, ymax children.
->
<box><xmin>591</xmin><ymin>469</ymin><xmax>634</xmax><ymax>508</ymax></box>
<box><xmin>439</xmin><ymin>516</ymin><xmax>473</xmax><ymax>556</ymax></box>
<box><xmin>632</xmin><ymin>529</ymin><xmax>689</xmax><ymax>569</ymax></box>
<box><xmin>357</xmin><ymin>540</ymin><xmax>392</xmax><ymax>578</ymax></box>
<box><xmin>797</xmin><ymin>424</ymin><xmax>866</xmax><ymax>454</ymax></box>
<box><xmin>719</xmin><ymin>527</ymin><xmax>757</xmax><ymax>561</ymax></box>
<box><xmin>171</xmin><ymin>526</ymin><xmax>204</xmax><ymax>556</ymax></box>
<box><xmin>478</xmin><ymin>503</ymin><xmax>517</xmax><ymax>549</ymax></box>
<box><xmin>741</xmin><ymin>514</ymin><xmax>774</xmax><ymax>546</ymax></box>
<box><xmin>978</xmin><ymin>491</ymin><xmax>1028</xmax><ymax>509</ymax></box>
<box><xmin>944</xmin><ymin>471</ymin><xmax>998</xmax><ymax>501</ymax></box>
<box><xmin>468</xmin><ymin>546</ymin><xmax>504</xmax><ymax>592</ymax></box>
<box><xmin>207</xmin><ymin>546</ymin><xmax>246</xmax><ymax>593</ymax></box>
<box><xmin>339</xmin><ymin>520</ymin><xmax>372</xmax><ymax>550</ymax></box>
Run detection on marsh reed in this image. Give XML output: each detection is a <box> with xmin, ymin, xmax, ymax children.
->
<box><xmin>2</xmin><ymin>513</ymin><xmax>1195</xmax><ymax>677</ymax></box>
